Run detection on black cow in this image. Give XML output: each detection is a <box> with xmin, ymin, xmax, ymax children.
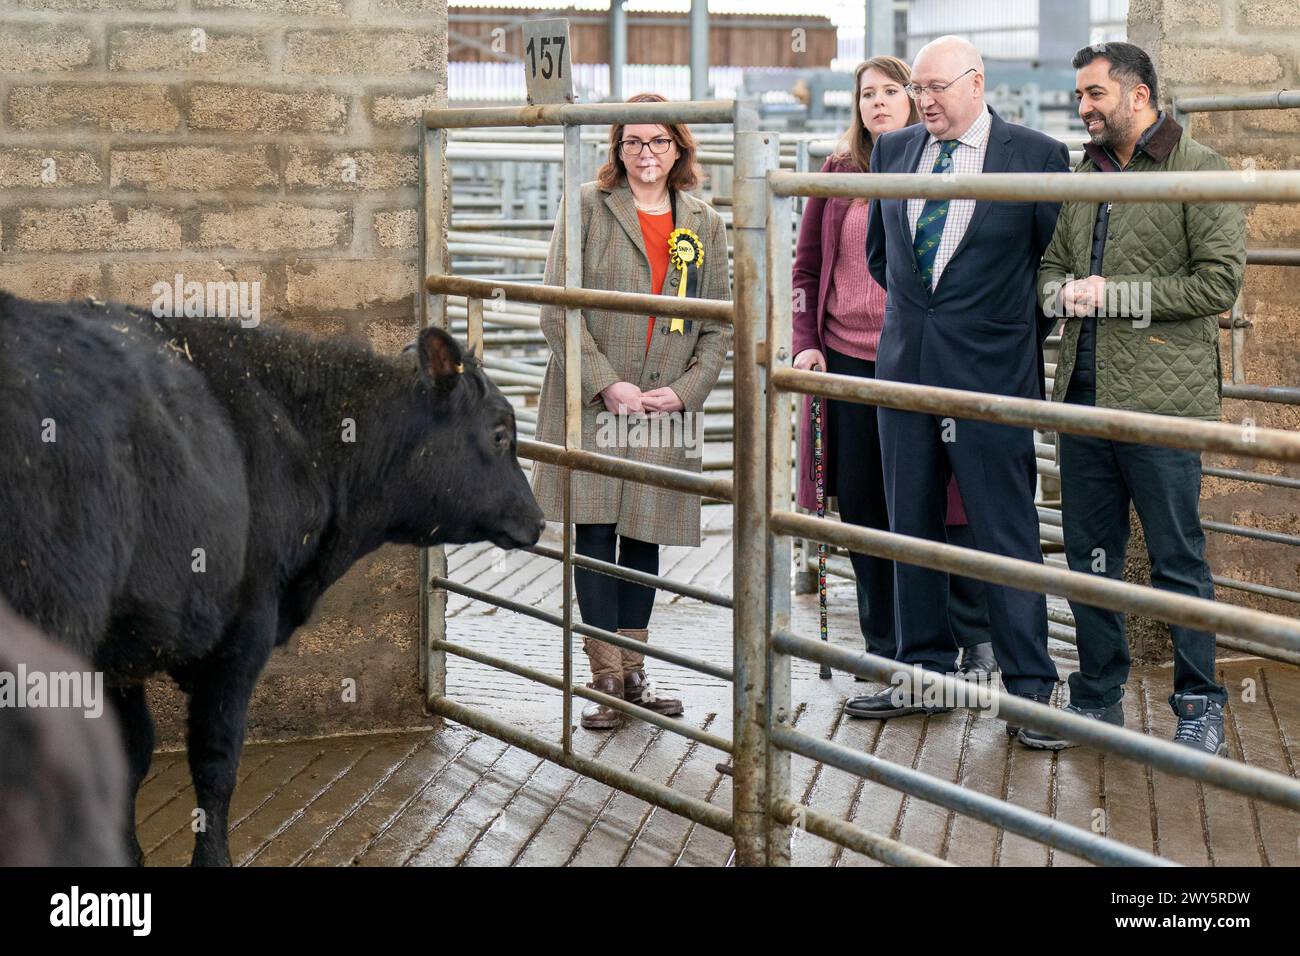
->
<box><xmin>0</xmin><ymin>597</ymin><xmax>129</xmax><ymax>866</ymax></box>
<box><xmin>0</xmin><ymin>290</ymin><xmax>544</xmax><ymax>865</ymax></box>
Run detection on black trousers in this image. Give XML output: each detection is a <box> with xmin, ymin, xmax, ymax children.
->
<box><xmin>825</xmin><ymin>347</ymin><xmax>991</xmax><ymax>656</ymax></box>
<box><xmin>878</xmin><ymin>407</ymin><xmax>1057</xmax><ymax>696</ymax></box>
<box><xmin>1059</xmin><ymin>433</ymin><xmax>1225</xmax><ymax>711</ymax></box>
<box><xmin>824</xmin><ymin>347</ymin><xmax>895</xmax><ymax>657</ymax></box>
<box><xmin>573</xmin><ymin>523</ymin><xmax>659</xmax><ymax>634</ymax></box>
<box><xmin>945</xmin><ymin>522</ymin><xmax>992</xmax><ymax>650</ymax></box>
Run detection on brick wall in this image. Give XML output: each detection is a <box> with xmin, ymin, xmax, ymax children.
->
<box><xmin>1129</xmin><ymin>0</ymin><xmax>1300</xmax><ymax>619</ymax></box>
<box><xmin>0</xmin><ymin>0</ymin><xmax>449</xmax><ymax>744</ymax></box>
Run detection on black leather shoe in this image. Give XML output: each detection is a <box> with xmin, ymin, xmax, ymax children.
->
<box><xmin>1017</xmin><ymin>699</ymin><xmax>1124</xmax><ymax>750</ymax></box>
<box><xmin>957</xmin><ymin>642</ymin><xmax>998</xmax><ymax>680</ymax></box>
<box><xmin>844</xmin><ymin>683</ymin><xmax>954</xmax><ymax>719</ymax></box>
<box><xmin>1003</xmin><ymin>691</ymin><xmax>1053</xmax><ymax>738</ymax></box>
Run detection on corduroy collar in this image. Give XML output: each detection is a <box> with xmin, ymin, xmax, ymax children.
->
<box><xmin>1084</xmin><ymin>110</ymin><xmax>1183</xmax><ymax>169</ymax></box>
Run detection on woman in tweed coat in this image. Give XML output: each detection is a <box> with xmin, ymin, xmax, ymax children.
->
<box><xmin>532</xmin><ymin>93</ymin><xmax>732</xmax><ymax>730</ymax></box>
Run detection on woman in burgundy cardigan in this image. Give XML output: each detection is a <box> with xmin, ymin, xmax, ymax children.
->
<box><xmin>792</xmin><ymin>56</ymin><xmax>995</xmax><ymax>678</ymax></box>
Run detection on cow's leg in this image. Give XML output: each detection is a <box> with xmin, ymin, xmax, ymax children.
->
<box><xmin>109</xmin><ymin>683</ymin><xmax>155</xmax><ymax>866</ymax></box>
<box><xmin>184</xmin><ymin>626</ymin><xmax>274</xmax><ymax>867</ymax></box>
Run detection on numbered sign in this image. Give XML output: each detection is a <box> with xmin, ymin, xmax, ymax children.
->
<box><xmin>521</xmin><ymin>18</ymin><xmax>574</xmax><ymax>105</ymax></box>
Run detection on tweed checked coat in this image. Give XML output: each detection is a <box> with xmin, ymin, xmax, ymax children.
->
<box><xmin>530</xmin><ymin>180</ymin><xmax>732</xmax><ymax>547</ymax></box>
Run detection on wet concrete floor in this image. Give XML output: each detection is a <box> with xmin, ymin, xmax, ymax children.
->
<box><xmin>139</xmin><ymin>504</ymin><xmax>1300</xmax><ymax>866</ymax></box>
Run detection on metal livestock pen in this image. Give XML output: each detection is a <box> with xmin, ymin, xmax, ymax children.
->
<box><xmin>417</xmin><ymin>95</ymin><xmax>1300</xmax><ymax>866</ymax></box>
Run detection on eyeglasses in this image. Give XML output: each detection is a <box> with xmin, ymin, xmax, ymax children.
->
<box><xmin>620</xmin><ymin>137</ymin><xmax>674</xmax><ymax>157</ymax></box>
<box><xmin>904</xmin><ymin>68</ymin><xmax>978</xmax><ymax>100</ymax></box>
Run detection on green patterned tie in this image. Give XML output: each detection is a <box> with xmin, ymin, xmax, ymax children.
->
<box><xmin>912</xmin><ymin>140</ymin><xmax>960</xmax><ymax>289</ymax></box>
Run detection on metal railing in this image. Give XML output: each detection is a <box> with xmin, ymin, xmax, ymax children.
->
<box><xmin>760</xmin><ymin>143</ymin><xmax>1300</xmax><ymax>864</ymax></box>
<box><xmin>419</xmin><ymin>92</ymin><xmax>1300</xmax><ymax>867</ymax></box>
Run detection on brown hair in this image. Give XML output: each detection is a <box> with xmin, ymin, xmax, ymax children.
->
<box><xmin>596</xmin><ymin>92</ymin><xmax>704</xmax><ymax>192</ymax></box>
<box><xmin>835</xmin><ymin>56</ymin><xmax>920</xmax><ymax>176</ymax></box>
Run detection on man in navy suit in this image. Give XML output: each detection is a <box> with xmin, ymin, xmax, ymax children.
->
<box><xmin>847</xmin><ymin>36</ymin><xmax>1068</xmax><ymax>726</ymax></box>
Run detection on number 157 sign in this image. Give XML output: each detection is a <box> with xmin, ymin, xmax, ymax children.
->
<box><xmin>521</xmin><ymin>18</ymin><xmax>574</xmax><ymax>105</ymax></box>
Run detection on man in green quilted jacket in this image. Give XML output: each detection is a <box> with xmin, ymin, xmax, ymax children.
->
<box><xmin>1023</xmin><ymin>42</ymin><xmax>1246</xmax><ymax>756</ymax></box>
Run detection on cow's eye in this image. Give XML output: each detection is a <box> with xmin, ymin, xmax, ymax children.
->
<box><xmin>493</xmin><ymin>424</ymin><xmax>511</xmax><ymax>449</ymax></box>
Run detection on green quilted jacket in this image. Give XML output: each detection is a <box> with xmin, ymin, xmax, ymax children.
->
<box><xmin>1037</xmin><ymin>117</ymin><xmax>1246</xmax><ymax>421</ymax></box>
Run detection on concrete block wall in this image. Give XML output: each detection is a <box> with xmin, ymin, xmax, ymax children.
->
<box><xmin>1129</xmin><ymin>1</ymin><xmax>1300</xmax><ymax>620</ymax></box>
<box><xmin>0</xmin><ymin>0</ymin><xmax>449</xmax><ymax>744</ymax></box>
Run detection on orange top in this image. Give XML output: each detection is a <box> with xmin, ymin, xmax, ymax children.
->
<box><xmin>636</xmin><ymin>208</ymin><xmax>674</xmax><ymax>353</ymax></box>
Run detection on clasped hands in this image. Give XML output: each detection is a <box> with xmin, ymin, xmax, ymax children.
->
<box><xmin>600</xmin><ymin>380</ymin><xmax>684</xmax><ymax>416</ymax></box>
<box><xmin>1058</xmin><ymin>275</ymin><xmax>1108</xmax><ymax>317</ymax></box>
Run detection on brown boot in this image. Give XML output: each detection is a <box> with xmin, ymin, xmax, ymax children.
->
<box><xmin>619</xmin><ymin>628</ymin><xmax>684</xmax><ymax>717</ymax></box>
<box><xmin>580</xmin><ymin>637</ymin><xmax>623</xmax><ymax>730</ymax></box>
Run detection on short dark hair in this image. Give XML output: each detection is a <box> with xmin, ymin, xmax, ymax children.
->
<box><xmin>1072</xmin><ymin>41</ymin><xmax>1159</xmax><ymax>106</ymax></box>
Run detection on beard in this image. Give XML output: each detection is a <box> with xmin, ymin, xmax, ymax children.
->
<box><xmin>1083</xmin><ymin>106</ymin><xmax>1135</xmax><ymax>149</ymax></box>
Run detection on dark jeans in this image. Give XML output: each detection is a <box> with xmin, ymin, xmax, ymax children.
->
<box><xmin>573</xmin><ymin>523</ymin><xmax>659</xmax><ymax>633</ymax></box>
<box><xmin>1058</xmin><ymin>433</ymin><xmax>1225</xmax><ymax>712</ymax></box>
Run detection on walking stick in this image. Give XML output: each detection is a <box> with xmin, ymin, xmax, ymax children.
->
<box><xmin>813</xmin><ymin>394</ymin><xmax>832</xmax><ymax>679</ymax></box>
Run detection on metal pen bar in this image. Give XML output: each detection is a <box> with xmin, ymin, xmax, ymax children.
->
<box><xmin>772</xmin><ymin>627</ymin><xmax>1300</xmax><ymax>812</ymax></box>
<box><xmin>774</xmin><ymin>510</ymin><xmax>1300</xmax><ymax>653</ymax></box>
<box><xmin>519</xmin><ymin>438</ymin><xmax>733</xmax><ymax>500</ymax></box>
<box><xmin>431</xmin><ymin>697</ymin><xmax>734</xmax><ymax>836</ymax></box>
<box><xmin>1042</xmin><ymin>496</ymin><xmax>1300</xmax><ymax>548</ymax></box>
<box><xmin>770</xmin><ymin>725</ymin><xmax>1172</xmax><ymax>867</ymax></box>
<box><xmin>730</xmin><ymin>110</ymin><xmax>778</xmax><ymax>867</ymax></box>
<box><xmin>426</xmin><ymin>274</ymin><xmax>734</xmax><ymax>324</ymax></box>
<box><xmin>1245</xmin><ymin>248</ymin><xmax>1300</xmax><ymax>266</ymax></box>
<box><xmin>769</xmin><ymin>801</ymin><xmax>953</xmax><ymax>867</ymax></box>
<box><xmin>526</xmin><ymin>544</ymin><xmax>734</xmax><ymax>609</ymax></box>
<box><xmin>432</xmin><ymin>639</ymin><xmax>733</xmax><ymax>754</ymax></box>
<box><xmin>452</xmin><ymin>218</ymin><xmax>558</xmax><ymax>231</ymax></box>
<box><xmin>1042</xmin><ymin>609</ymin><xmax>1300</xmax><ymax>666</ymax></box>
<box><xmin>1202</xmin><ymin>465</ymin><xmax>1300</xmax><ymax>490</ymax></box>
<box><xmin>449</xmin><ymin>242</ymin><xmax>549</xmax><ymax>261</ymax></box>
<box><xmin>465</xmin><ymin>297</ymin><xmax>484</xmax><ymax>360</ymax></box>
<box><xmin>561</xmin><ymin>121</ymin><xmax>583</xmax><ymax>757</ymax></box>
<box><xmin>1174</xmin><ymin>90</ymin><xmax>1300</xmax><ymax>113</ymax></box>
<box><xmin>770</xmin><ymin>169</ymin><xmax>1300</xmax><ymax>202</ymax></box>
<box><xmin>1221</xmin><ymin>383</ymin><xmax>1300</xmax><ymax>406</ymax></box>
<box><xmin>1200</xmin><ymin>518</ymin><xmax>1300</xmax><ymax>548</ymax></box>
<box><xmin>765</xmin><ymin>177</ymin><xmax>795</xmax><ymax>865</ymax></box>
<box><xmin>772</xmin><ymin>367</ymin><xmax>1300</xmax><ymax>464</ymax></box>
<box><xmin>424</xmin><ymin>99</ymin><xmax>737</xmax><ymax>129</ymax></box>
<box><xmin>418</xmin><ymin>123</ymin><xmax>449</xmax><ymax>711</ymax></box>
<box><xmin>431</xmin><ymin>575</ymin><xmax>734</xmax><ymax>682</ymax></box>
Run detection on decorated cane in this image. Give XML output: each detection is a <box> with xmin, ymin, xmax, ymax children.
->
<box><xmin>813</xmin><ymin>394</ymin><xmax>831</xmax><ymax>679</ymax></box>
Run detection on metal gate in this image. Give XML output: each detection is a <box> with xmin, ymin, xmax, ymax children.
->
<box><xmin>417</xmin><ymin>93</ymin><xmax>1300</xmax><ymax>866</ymax></box>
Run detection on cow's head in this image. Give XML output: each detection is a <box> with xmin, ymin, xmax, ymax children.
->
<box><xmin>395</xmin><ymin>327</ymin><xmax>545</xmax><ymax>551</ymax></box>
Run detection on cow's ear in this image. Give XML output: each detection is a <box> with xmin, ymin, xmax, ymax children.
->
<box><xmin>414</xmin><ymin>326</ymin><xmax>464</xmax><ymax>390</ymax></box>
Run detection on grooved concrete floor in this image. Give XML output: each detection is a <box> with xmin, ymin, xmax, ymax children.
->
<box><xmin>140</xmin><ymin>504</ymin><xmax>1300</xmax><ymax>866</ymax></box>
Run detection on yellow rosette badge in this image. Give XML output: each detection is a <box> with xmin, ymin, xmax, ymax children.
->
<box><xmin>666</xmin><ymin>227</ymin><xmax>704</xmax><ymax>334</ymax></box>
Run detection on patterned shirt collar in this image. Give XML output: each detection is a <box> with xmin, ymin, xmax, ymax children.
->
<box><xmin>926</xmin><ymin>103</ymin><xmax>992</xmax><ymax>150</ymax></box>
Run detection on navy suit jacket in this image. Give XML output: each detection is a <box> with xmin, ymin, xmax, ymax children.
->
<box><xmin>866</xmin><ymin>107</ymin><xmax>1069</xmax><ymax>400</ymax></box>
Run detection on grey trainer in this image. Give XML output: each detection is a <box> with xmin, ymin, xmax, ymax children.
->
<box><xmin>1172</xmin><ymin>694</ymin><xmax>1228</xmax><ymax>757</ymax></box>
<box><xmin>1017</xmin><ymin>700</ymin><xmax>1124</xmax><ymax>751</ymax></box>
